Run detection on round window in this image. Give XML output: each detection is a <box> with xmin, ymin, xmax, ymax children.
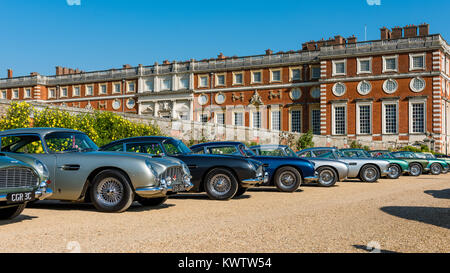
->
<box><xmin>357</xmin><ymin>81</ymin><xmax>372</xmax><ymax>95</ymax></box>
<box><xmin>290</xmin><ymin>88</ymin><xmax>302</xmax><ymax>100</ymax></box>
<box><xmin>198</xmin><ymin>94</ymin><xmax>208</xmax><ymax>105</ymax></box>
<box><xmin>215</xmin><ymin>93</ymin><xmax>226</xmax><ymax>104</ymax></box>
<box><xmin>126</xmin><ymin>99</ymin><xmax>135</xmax><ymax>109</ymax></box>
<box><xmin>383</xmin><ymin>79</ymin><xmax>398</xmax><ymax>94</ymax></box>
<box><xmin>112</xmin><ymin>99</ymin><xmax>121</xmax><ymax>110</ymax></box>
<box><xmin>332</xmin><ymin>83</ymin><xmax>346</xmax><ymax>97</ymax></box>
<box><xmin>310</xmin><ymin>87</ymin><xmax>321</xmax><ymax>99</ymax></box>
<box><xmin>410</xmin><ymin>77</ymin><xmax>426</xmax><ymax>92</ymax></box>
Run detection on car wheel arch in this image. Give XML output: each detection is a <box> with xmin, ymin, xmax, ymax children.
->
<box><xmin>272</xmin><ymin>165</ymin><xmax>304</xmax><ymax>184</ymax></box>
<box><xmin>359</xmin><ymin>164</ymin><xmax>381</xmax><ymax>177</ymax></box>
<box><xmin>200</xmin><ymin>166</ymin><xmax>240</xmax><ymax>192</ymax></box>
<box><xmin>80</xmin><ymin>167</ymin><xmax>134</xmax><ymax>202</ymax></box>
<box><xmin>317</xmin><ymin>165</ymin><xmax>339</xmax><ymax>180</ymax></box>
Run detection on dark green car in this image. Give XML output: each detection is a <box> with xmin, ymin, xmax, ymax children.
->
<box><xmin>341</xmin><ymin>149</ymin><xmax>409</xmax><ymax>179</ymax></box>
<box><xmin>0</xmin><ymin>154</ymin><xmax>52</xmax><ymax>220</ymax></box>
<box><xmin>415</xmin><ymin>152</ymin><xmax>449</xmax><ymax>174</ymax></box>
<box><xmin>389</xmin><ymin>151</ymin><xmax>432</xmax><ymax>176</ymax></box>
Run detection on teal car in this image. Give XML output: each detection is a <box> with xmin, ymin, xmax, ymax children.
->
<box><xmin>341</xmin><ymin>149</ymin><xmax>409</xmax><ymax>179</ymax></box>
<box><xmin>0</xmin><ymin>154</ymin><xmax>52</xmax><ymax>220</ymax></box>
<box><xmin>415</xmin><ymin>152</ymin><xmax>449</xmax><ymax>175</ymax></box>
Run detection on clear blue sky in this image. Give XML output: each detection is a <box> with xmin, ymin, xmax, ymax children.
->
<box><xmin>0</xmin><ymin>0</ymin><xmax>448</xmax><ymax>78</ymax></box>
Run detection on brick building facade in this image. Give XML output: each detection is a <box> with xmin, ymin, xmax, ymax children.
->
<box><xmin>1</xmin><ymin>23</ymin><xmax>450</xmax><ymax>153</ymax></box>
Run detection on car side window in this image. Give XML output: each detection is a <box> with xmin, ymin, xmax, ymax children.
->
<box><xmin>298</xmin><ymin>151</ymin><xmax>311</xmax><ymax>158</ymax></box>
<box><xmin>103</xmin><ymin>143</ymin><xmax>124</xmax><ymax>152</ymax></box>
<box><xmin>126</xmin><ymin>142</ymin><xmax>164</xmax><ymax>155</ymax></box>
<box><xmin>208</xmin><ymin>146</ymin><xmax>237</xmax><ymax>155</ymax></box>
<box><xmin>0</xmin><ymin>135</ymin><xmax>45</xmax><ymax>154</ymax></box>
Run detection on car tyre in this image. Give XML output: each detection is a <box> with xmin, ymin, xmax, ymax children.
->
<box><xmin>409</xmin><ymin>163</ymin><xmax>422</xmax><ymax>177</ymax></box>
<box><xmin>430</xmin><ymin>163</ymin><xmax>442</xmax><ymax>175</ymax></box>
<box><xmin>0</xmin><ymin>204</ymin><xmax>26</xmax><ymax>220</ymax></box>
<box><xmin>274</xmin><ymin>166</ymin><xmax>302</xmax><ymax>192</ymax></box>
<box><xmin>234</xmin><ymin>186</ymin><xmax>247</xmax><ymax>198</ymax></box>
<box><xmin>317</xmin><ymin>167</ymin><xmax>338</xmax><ymax>187</ymax></box>
<box><xmin>204</xmin><ymin>168</ymin><xmax>238</xmax><ymax>200</ymax></box>
<box><xmin>387</xmin><ymin>164</ymin><xmax>402</xmax><ymax>179</ymax></box>
<box><xmin>138</xmin><ymin>197</ymin><xmax>168</xmax><ymax>207</ymax></box>
<box><xmin>360</xmin><ymin>165</ymin><xmax>380</xmax><ymax>183</ymax></box>
<box><xmin>90</xmin><ymin>170</ymin><xmax>134</xmax><ymax>213</ymax></box>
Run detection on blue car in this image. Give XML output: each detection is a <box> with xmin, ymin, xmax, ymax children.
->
<box><xmin>190</xmin><ymin>142</ymin><xmax>318</xmax><ymax>192</ymax></box>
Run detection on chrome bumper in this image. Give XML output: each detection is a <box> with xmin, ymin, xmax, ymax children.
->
<box><xmin>304</xmin><ymin>172</ymin><xmax>319</xmax><ymax>183</ymax></box>
<box><xmin>242</xmin><ymin>172</ymin><xmax>268</xmax><ymax>188</ymax></box>
<box><xmin>135</xmin><ymin>180</ymin><xmax>194</xmax><ymax>198</ymax></box>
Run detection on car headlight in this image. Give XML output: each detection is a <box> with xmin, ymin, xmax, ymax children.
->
<box><xmin>145</xmin><ymin>159</ymin><xmax>158</xmax><ymax>178</ymax></box>
<box><xmin>35</xmin><ymin>160</ymin><xmax>49</xmax><ymax>180</ymax></box>
<box><xmin>182</xmin><ymin>163</ymin><xmax>191</xmax><ymax>176</ymax></box>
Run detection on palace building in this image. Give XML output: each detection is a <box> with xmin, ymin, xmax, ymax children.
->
<box><xmin>1</xmin><ymin>23</ymin><xmax>450</xmax><ymax>153</ymax></box>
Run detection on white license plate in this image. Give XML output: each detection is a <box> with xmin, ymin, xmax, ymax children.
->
<box><xmin>172</xmin><ymin>184</ymin><xmax>186</xmax><ymax>192</ymax></box>
<box><xmin>7</xmin><ymin>192</ymin><xmax>35</xmax><ymax>204</ymax></box>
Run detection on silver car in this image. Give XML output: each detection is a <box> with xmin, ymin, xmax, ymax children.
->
<box><xmin>298</xmin><ymin>147</ymin><xmax>390</xmax><ymax>183</ymax></box>
<box><xmin>0</xmin><ymin>128</ymin><xmax>193</xmax><ymax>213</ymax></box>
<box><xmin>250</xmin><ymin>145</ymin><xmax>349</xmax><ymax>187</ymax></box>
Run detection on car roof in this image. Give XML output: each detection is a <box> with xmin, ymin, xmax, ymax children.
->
<box><xmin>101</xmin><ymin>136</ymin><xmax>174</xmax><ymax>148</ymax></box>
<box><xmin>301</xmin><ymin>147</ymin><xmax>337</xmax><ymax>152</ymax></box>
<box><xmin>190</xmin><ymin>142</ymin><xmax>243</xmax><ymax>149</ymax></box>
<box><xmin>251</xmin><ymin>145</ymin><xmax>288</xmax><ymax>149</ymax></box>
<box><xmin>0</xmin><ymin>127</ymin><xmax>82</xmax><ymax>137</ymax></box>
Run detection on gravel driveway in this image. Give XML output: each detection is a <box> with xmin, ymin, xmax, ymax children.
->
<box><xmin>0</xmin><ymin>174</ymin><xmax>449</xmax><ymax>253</ymax></box>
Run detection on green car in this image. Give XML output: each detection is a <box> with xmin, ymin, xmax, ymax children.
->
<box><xmin>415</xmin><ymin>152</ymin><xmax>449</xmax><ymax>174</ymax></box>
<box><xmin>341</xmin><ymin>149</ymin><xmax>409</xmax><ymax>179</ymax></box>
<box><xmin>0</xmin><ymin>154</ymin><xmax>52</xmax><ymax>220</ymax></box>
<box><xmin>389</xmin><ymin>151</ymin><xmax>432</xmax><ymax>176</ymax></box>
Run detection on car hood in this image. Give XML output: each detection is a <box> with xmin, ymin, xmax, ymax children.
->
<box><xmin>86</xmin><ymin>151</ymin><xmax>184</xmax><ymax>166</ymax></box>
<box><xmin>307</xmin><ymin>158</ymin><xmax>349</xmax><ymax>166</ymax></box>
<box><xmin>0</xmin><ymin>154</ymin><xmax>32</xmax><ymax>169</ymax></box>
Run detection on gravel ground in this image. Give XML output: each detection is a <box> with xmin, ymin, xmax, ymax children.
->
<box><xmin>0</xmin><ymin>174</ymin><xmax>449</xmax><ymax>253</ymax></box>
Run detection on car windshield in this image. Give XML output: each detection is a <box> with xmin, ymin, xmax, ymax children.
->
<box><xmin>239</xmin><ymin>145</ymin><xmax>256</xmax><ymax>157</ymax></box>
<box><xmin>162</xmin><ymin>138</ymin><xmax>191</xmax><ymax>155</ymax></box>
<box><xmin>285</xmin><ymin>147</ymin><xmax>298</xmax><ymax>157</ymax></box>
<box><xmin>341</xmin><ymin>150</ymin><xmax>369</xmax><ymax>158</ymax></box>
<box><xmin>257</xmin><ymin>147</ymin><xmax>288</xmax><ymax>157</ymax></box>
<box><xmin>372</xmin><ymin>151</ymin><xmax>393</xmax><ymax>159</ymax></box>
<box><xmin>45</xmin><ymin>132</ymin><xmax>98</xmax><ymax>153</ymax></box>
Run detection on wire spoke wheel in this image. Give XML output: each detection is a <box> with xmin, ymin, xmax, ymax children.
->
<box><xmin>430</xmin><ymin>163</ymin><xmax>442</xmax><ymax>175</ymax></box>
<box><xmin>279</xmin><ymin>171</ymin><xmax>296</xmax><ymax>187</ymax></box>
<box><xmin>318</xmin><ymin>169</ymin><xmax>335</xmax><ymax>186</ymax></box>
<box><xmin>388</xmin><ymin>165</ymin><xmax>401</xmax><ymax>179</ymax></box>
<box><xmin>210</xmin><ymin>174</ymin><xmax>232</xmax><ymax>196</ymax></box>
<box><xmin>95</xmin><ymin>178</ymin><xmax>124</xmax><ymax>207</ymax></box>
<box><xmin>410</xmin><ymin>164</ymin><xmax>422</xmax><ymax>176</ymax></box>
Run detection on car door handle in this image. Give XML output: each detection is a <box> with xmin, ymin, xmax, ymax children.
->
<box><xmin>187</xmin><ymin>165</ymin><xmax>198</xmax><ymax>169</ymax></box>
<box><xmin>349</xmin><ymin>163</ymin><xmax>357</xmax><ymax>166</ymax></box>
<box><xmin>59</xmin><ymin>164</ymin><xmax>80</xmax><ymax>171</ymax></box>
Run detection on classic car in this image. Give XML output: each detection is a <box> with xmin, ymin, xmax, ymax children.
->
<box><xmin>388</xmin><ymin>151</ymin><xmax>432</xmax><ymax>176</ymax></box>
<box><xmin>0</xmin><ymin>128</ymin><xmax>193</xmax><ymax>213</ymax></box>
<box><xmin>250</xmin><ymin>145</ymin><xmax>349</xmax><ymax>187</ymax></box>
<box><xmin>341</xmin><ymin>148</ymin><xmax>410</xmax><ymax>179</ymax></box>
<box><xmin>415</xmin><ymin>152</ymin><xmax>449</xmax><ymax>174</ymax></box>
<box><xmin>100</xmin><ymin>137</ymin><xmax>267</xmax><ymax>200</ymax></box>
<box><xmin>297</xmin><ymin>147</ymin><xmax>390</xmax><ymax>183</ymax></box>
<box><xmin>0</xmin><ymin>153</ymin><xmax>52</xmax><ymax>220</ymax></box>
<box><xmin>190</xmin><ymin>142</ymin><xmax>317</xmax><ymax>192</ymax></box>
<box><xmin>422</xmin><ymin>152</ymin><xmax>450</xmax><ymax>173</ymax></box>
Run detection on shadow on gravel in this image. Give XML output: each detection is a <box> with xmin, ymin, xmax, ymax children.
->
<box><xmin>342</xmin><ymin>179</ymin><xmax>377</xmax><ymax>183</ymax></box>
<box><xmin>424</xmin><ymin>189</ymin><xmax>450</xmax><ymax>200</ymax></box>
<box><xmin>248</xmin><ymin>187</ymin><xmax>303</xmax><ymax>193</ymax></box>
<box><xmin>381</xmin><ymin>206</ymin><xmax>450</xmax><ymax>229</ymax></box>
<box><xmin>0</xmin><ymin>215</ymin><xmax>38</xmax><ymax>226</ymax></box>
<box><xmin>352</xmin><ymin>245</ymin><xmax>398</xmax><ymax>253</ymax></box>
<box><xmin>27</xmin><ymin>201</ymin><xmax>175</xmax><ymax>212</ymax></box>
<box><xmin>170</xmin><ymin>194</ymin><xmax>251</xmax><ymax>200</ymax></box>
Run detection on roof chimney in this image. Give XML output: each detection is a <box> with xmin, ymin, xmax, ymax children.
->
<box><xmin>56</xmin><ymin>66</ymin><xmax>63</xmax><ymax>75</ymax></box>
<box><xmin>162</xmin><ymin>60</ymin><xmax>170</xmax><ymax>65</ymax></box>
<box><xmin>391</xmin><ymin>26</ymin><xmax>403</xmax><ymax>39</ymax></box>
<box><xmin>265</xmin><ymin>49</ymin><xmax>273</xmax><ymax>55</ymax></box>
<box><xmin>63</xmin><ymin>67</ymin><xmax>69</xmax><ymax>75</ymax></box>
<box><xmin>7</xmin><ymin>69</ymin><xmax>13</xmax><ymax>78</ymax></box>
<box><xmin>419</xmin><ymin>23</ymin><xmax>430</xmax><ymax>36</ymax></box>
<box><xmin>123</xmin><ymin>64</ymin><xmax>132</xmax><ymax>69</ymax></box>
<box><xmin>380</xmin><ymin>27</ymin><xmax>391</xmax><ymax>40</ymax></box>
<box><xmin>403</xmin><ymin>24</ymin><xmax>418</xmax><ymax>38</ymax></box>
<box><xmin>347</xmin><ymin>35</ymin><xmax>357</xmax><ymax>44</ymax></box>
<box><xmin>30</xmin><ymin>72</ymin><xmax>39</xmax><ymax>76</ymax></box>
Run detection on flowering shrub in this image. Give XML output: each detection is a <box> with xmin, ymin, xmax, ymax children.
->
<box><xmin>0</xmin><ymin>102</ymin><xmax>162</xmax><ymax>147</ymax></box>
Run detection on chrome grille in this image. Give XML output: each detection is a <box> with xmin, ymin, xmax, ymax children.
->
<box><xmin>158</xmin><ymin>166</ymin><xmax>184</xmax><ymax>185</ymax></box>
<box><xmin>0</xmin><ymin>167</ymin><xmax>39</xmax><ymax>189</ymax></box>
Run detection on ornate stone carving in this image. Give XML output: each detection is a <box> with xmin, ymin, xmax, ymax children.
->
<box><xmin>249</xmin><ymin>91</ymin><xmax>264</xmax><ymax>106</ymax></box>
<box><xmin>232</xmin><ymin>92</ymin><xmax>244</xmax><ymax>102</ymax></box>
<box><xmin>268</xmin><ymin>90</ymin><xmax>281</xmax><ymax>100</ymax></box>
<box><xmin>158</xmin><ymin>101</ymin><xmax>173</xmax><ymax>113</ymax></box>
<box><xmin>85</xmin><ymin>102</ymin><xmax>93</xmax><ymax>110</ymax></box>
<box><xmin>98</xmin><ymin>101</ymin><xmax>107</xmax><ymax>110</ymax></box>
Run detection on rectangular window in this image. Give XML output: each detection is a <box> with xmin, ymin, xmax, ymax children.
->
<box><xmin>179</xmin><ymin>77</ymin><xmax>189</xmax><ymax>89</ymax></box>
<box><xmin>199</xmin><ymin>75</ymin><xmax>209</xmax><ymax>87</ymax></box>
<box><xmin>311</xmin><ymin>66</ymin><xmax>321</xmax><ymax>79</ymax></box>
<box><xmin>358</xmin><ymin>58</ymin><xmax>372</xmax><ymax>74</ymax></box>
<box><xmin>113</xmin><ymin>83</ymin><xmax>121</xmax><ymax>93</ymax></box>
<box><xmin>333</xmin><ymin>60</ymin><xmax>346</xmax><ymax>76</ymax></box>
<box><xmin>233</xmin><ymin>73</ymin><xmax>243</xmax><ymax>85</ymax></box>
<box><xmin>100</xmin><ymin>84</ymin><xmax>107</xmax><ymax>94</ymax></box>
<box><xmin>383</xmin><ymin>56</ymin><xmax>398</xmax><ymax>72</ymax></box>
<box><xmin>24</xmin><ymin>88</ymin><xmax>32</xmax><ymax>98</ymax></box>
<box><xmin>216</xmin><ymin>113</ymin><xmax>225</xmax><ymax>125</ymax></box>
<box><xmin>1</xmin><ymin>90</ymin><xmax>7</xmax><ymax>99</ymax></box>
<box><xmin>61</xmin><ymin>87</ymin><xmax>68</xmax><ymax>97</ymax></box>
<box><xmin>216</xmin><ymin>74</ymin><xmax>225</xmax><ymax>86</ymax></box>
<box><xmin>271</xmin><ymin>111</ymin><xmax>281</xmax><ymax>131</ymax></box>
<box><xmin>253</xmin><ymin>112</ymin><xmax>261</xmax><ymax>128</ymax></box>
<box><xmin>161</xmin><ymin>78</ymin><xmax>172</xmax><ymax>91</ymax></box>
<box><xmin>290</xmin><ymin>68</ymin><xmax>301</xmax><ymax>81</ymax></box>
<box><xmin>271</xmin><ymin>70</ymin><xmax>281</xmax><ymax>82</ymax></box>
<box><xmin>234</xmin><ymin>112</ymin><xmax>244</xmax><ymax>126</ymax></box>
<box><xmin>385</xmin><ymin>104</ymin><xmax>398</xmax><ymax>134</ymax></box>
<box><xmin>334</xmin><ymin>106</ymin><xmax>346</xmax><ymax>135</ymax></box>
<box><xmin>200</xmin><ymin>114</ymin><xmax>209</xmax><ymax>123</ymax></box>
<box><xmin>252</xmin><ymin>71</ymin><xmax>262</xmax><ymax>83</ymax></box>
<box><xmin>311</xmin><ymin>109</ymin><xmax>321</xmax><ymax>135</ymax></box>
<box><xmin>127</xmin><ymin>82</ymin><xmax>135</xmax><ymax>92</ymax></box>
<box><xmin>86</xmin><ymin>85</ymin><xmax>93</xmax><ymax>96</ymax></box>
<box><xmin>48</xmin><ymin>88</ymin><xmax>56</xmax><ymax>99</ymax></box>
<box><xmin>411</xmin><ymin>103</ymin><xmax>425</xmax><ymax>133</ymax></box>
<box><xmin>291</xmin><ymin>110</ymin><xmax>302</xmax><ymax>133</ymax></box>
<box><xmin>410</xmin><ymin>53</ymin><xmax>426</xmax><ymax>70</ymax></box>
<box><xmin>358</xmin><ymin>105</ymin><xmax>371</xmax><ymax>134</ymax></box>
<box><xmin>73</xmin><ymin>86</ymin><xmax>80</xmax><ymax>97</ymax></box>
<box><xmin>146</xmin><ymin>79</ymin><xmax>154</xmax><ymax>91</ymax></box>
